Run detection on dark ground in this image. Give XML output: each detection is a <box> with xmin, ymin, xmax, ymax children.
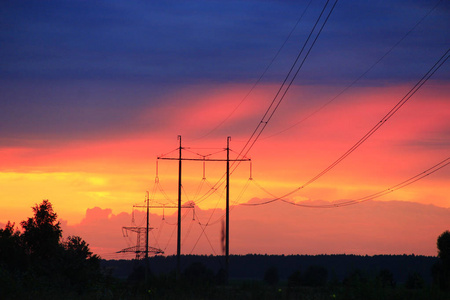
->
<box><xmin>102</xmin><ymin>254</ymin><xmax>438</xmax><ymax>283</ymax></box>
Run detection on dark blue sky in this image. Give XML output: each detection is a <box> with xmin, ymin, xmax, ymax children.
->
<box><xmin>2</xmin><ymin>0</ymin><xmax>449</xmax><ymax>82</ymax></box>
<box><xmin>0</xmin><ymin>0</ymin><xmax>449</xmax><ymax>143</ymax></box>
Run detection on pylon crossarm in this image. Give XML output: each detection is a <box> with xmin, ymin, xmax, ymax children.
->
<box><xmin>123</xmin><ymin>226</ymin><xmax>153</xmax><ymax>233</ymax></box>
<box><xmin>133</xmin><ymin>204</ymin><xmax>194</xmax><ymax>209</ymax></box>
<box><xmin>117</xmin><ymin>245</ymin><xmax>164</xmax><ymax>255</ymax></box>
<box><xmin>158</xmin><ymin>157</ymin><xmax>250</xmax><ymax>162</ymax></box>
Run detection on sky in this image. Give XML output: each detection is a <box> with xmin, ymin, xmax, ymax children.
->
<box><xmin>1</xmin><ymin>0</ymin><xmax>449</xmax><ymax>258</ymax></box>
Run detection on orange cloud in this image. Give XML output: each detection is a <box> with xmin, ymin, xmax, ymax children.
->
<box><xmin>58</xmin><ymin>200</ymin><xmax>449</xmax><ymax>259</ymax></box>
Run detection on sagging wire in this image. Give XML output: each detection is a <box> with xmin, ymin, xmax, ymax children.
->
<box><xmin>232</xmin><ymin>0</ymin><xmax>339</xmax><ymax>172</ymax></box>
<box><xmin>261</xmin><ymin>0</ymin><xmax>445</xmax><ymax>141</ymax></box>
<box><xmin>189</xmin><ymin>220</ymin><xmax>218</xmax><ymax>255</ymax></box>
<box><xmin>162</xmin><ymin>208</ymin><xmax>191</xmax><ymax>252</ymax></box>
<box><xmin>183</xmin><ymin>147</ymin><xmax>226</xmax><ymax>159</ymax></box>
<box><xmin>157</xmin><ymin>148</ymin><xmax>179</xmax><ymax>159</ymax></box>
<box><xmin>181</xmin><ymin>218</ymin><xmax>196</xmax><ymax>247</ymax></box>
<box><xmin>239</xmin><ymin>47</ymin><xmax>450</xmax><ymax>206</ymax></box>
<box><xmin>194</xmin><ymin>0</ymin><xmax>314</xmax><ymax>140</ymax></box>
<box><xmin>155</xmin><ymin>217</ymin><xmax>165</xmax><ymax>244</ymax></box>
<box><xmin>243</xmin><ymin>157</ymin><xmax>450</xmax><ymax>208</ymax></box>
<box><xmin>150</xmin><ymin>227</ymin><xmax>162</xmax><ymax>251</ymax></box>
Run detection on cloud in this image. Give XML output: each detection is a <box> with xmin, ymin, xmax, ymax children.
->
<box><xmin>60</xmin><ymin>199</ymin><xmax>450</xmax><ymax>258</ymax></box>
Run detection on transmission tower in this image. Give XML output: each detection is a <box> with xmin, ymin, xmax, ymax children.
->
<box><xmin>118</xmin><ymin>191</ymin><xmax>194</xmax><ymax>261</ymax></box>
<box><xmin>117</xmin><ymin>226</ymin><xmax>163</xmax><ymax>259</ymax></box>
<box><xmin>118</xmin><ymin>192</ymin><xmax>165</xmax><ymax>259</ymax></box>
<box><xmin>158</xmin><ymin>135</ymin><xmax>250</xmax><ymax>279</ymax></box>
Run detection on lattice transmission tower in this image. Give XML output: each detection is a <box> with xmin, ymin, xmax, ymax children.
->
<box><xmin>117</xmin><ymin>226</ymin><xmax>163</xmax><ymax>259</ymax></box>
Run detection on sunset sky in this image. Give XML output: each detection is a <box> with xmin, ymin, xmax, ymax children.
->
<box><xmin>1</xmin><ymin>0</ymin><xmax>449</xmax><ymax>259</ymax></box>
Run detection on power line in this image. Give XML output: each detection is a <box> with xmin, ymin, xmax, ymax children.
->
<box><xmin>169</xmin><ymin>2</ymin><xmax>338</xmax><ymax>218</ymax></box>
<box><xmin>192</xmin><ymin>0</ymin><xmax>445</xmax><ymax>211</ymax></box>
<box><xmin>190</xmin><ymin>0</ymin><xmax>339</xmax><ymax>205</ymax></box>
<box><xmin>240</xmin><ymin>47</ymin><xmax>449</xmax><ymax>204</ymax></box>
<box><xmin>234</xmin><ymin>0</ymin><xmax>339</xmax><ymax>169</ymax></box>
<box><xmin>261</xmin><ymin>0</ymin><xmax>444</xmax><ymax>140</ymax></box>
<box><xmin>142</xmin><ymin>3</ymin><xmax>447</xmax><ymax>262</ymax></box>
<box><xmin>195</xmin><ymin>0</ymin><xmax>314</xmax><ymax>140</ymax></box>
<box><xmin>242</xmin><ymin>157</ymin><xmax>449</xmax><ymax>207</ymax></box>
<box><xmin>297</xmin><ymin>48</ymin><xmax>449</xmax><ymax>189</ymax></box>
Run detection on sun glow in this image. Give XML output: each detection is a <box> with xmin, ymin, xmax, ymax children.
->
<box><xmin>1</xmin><ymin>82</ymin><xmax>449</xmax><ymax>257</ymax></box>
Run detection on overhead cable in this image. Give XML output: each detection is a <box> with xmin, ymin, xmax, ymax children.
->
<box><xmin>242</xmin><ymin>156</ymin><xmax>449</xmax><ymax>207</ymax></box>
<box><xmin>240</xmin><ymin>47</ymin><xmax>449</xmax><ymax>203</ymax></box>
<box><xmin>262</xmin><ymin>0</ymin><xmax>444</xmax><ymax>139</ymax></box>
<box><xmin>195</xmin><ymin>0</ymin><xmax>314</xmax><ymax>140</ymax></box>
<box><xmin>233</xmin><ymin>0</ymin><xmax>339</xmax><ymax>170</ymax></box>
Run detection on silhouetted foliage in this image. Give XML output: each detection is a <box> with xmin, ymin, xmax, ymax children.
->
<box><xmin>303</xmin><ymin>265</ymin><xmax>328</xmax><ymax>287</ymax></box>
<box><xmin>62</xmin><ymin>235</ymin><xmax>101</xmax><ymax>290</ymax></box>
<box><xmin>0</xmin><ymin>221</ymin><xmax>27</xmax><ymax>272</ymax></box>
<box><xmin>99</xmin><ymin>254</ymin><xmax>450</xmax><ymax>299</ymax></box>
<box><xmin>263</xmin><ymin>266</ymin><xmax>279</xmax><ymax>285</ymax></box>
<box><xmin>20</xmin><ymin>199</ymin><xmax>62</xmax><ymax>260</ymax></box>
<box><xmin>0</xmin><ymin>221</ymin><xmax>27</xmax><ymax>295</ymax></box>
<box><xmin>433</xmin><ymin>230</ymin><xmax>450</xmax><ymax>290</ymax></box>
<box><xmin>2</xmin><ymin>200</ymin><xmax>448</xmax><ymax>299</ymax></box>
<box><xmin>0</xmin><ymin>200</ymin><xmax>103</xmax><ymax>297</ymax></box>
<box><xmin>437</xmin><ymin>231</ymin><xmax>450</xmax><ymax>264</ymax></box>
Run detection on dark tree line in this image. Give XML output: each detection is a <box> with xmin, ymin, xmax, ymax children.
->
<box><xmin>1</xmin><ymin>199</ymin><xmax>449</xmax><ymax>299</ymax></box>
<box><xmin>0</xmin><ymin>200</ymin><xmax>102</xmax><ymax>298</ymax></box>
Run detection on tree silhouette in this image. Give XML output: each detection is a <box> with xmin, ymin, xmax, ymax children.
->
<box><xmin>64</xmin><ymin>235</ymin><xmax>97</xmax><ymax>260</ymax></box>
<box><xmin>433</xmin><ymin>230</ymin><xmax>450</xmax><ymax>290</ymax></box>
<box><xmin>1</xmin><ymin>200</ymin><xmax>102</xmax><ymax>297</ymax></box>
<box><xmin>437</xmin><ymin>231</ymin><xmax>450</xmax><ymax>267</ymax></box>
<box><xmin>20</xmin><ymin>199</ymin><xmax>62</xmax><ymax>260</ymax></box>
<box><xmin>0</xmin><ymin>221</ymin><xmax>27</xmax><ymax>273</ymax></box>
<box><xmin>62</xmin><ymin>235</ymin><xmax>101</xmax><ymax>289</ymax></box>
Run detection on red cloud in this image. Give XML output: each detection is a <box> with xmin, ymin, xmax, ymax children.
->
<box><xmin>60</xmin><ymin>199</ymin><xmax>449</xmax><ymax>259</ymax></box>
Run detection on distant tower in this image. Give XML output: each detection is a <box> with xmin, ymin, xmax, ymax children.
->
<box><xmin>118</xmin><ymin>226</ymin><xmax>163</xmax><ymax>259</ymax></box>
